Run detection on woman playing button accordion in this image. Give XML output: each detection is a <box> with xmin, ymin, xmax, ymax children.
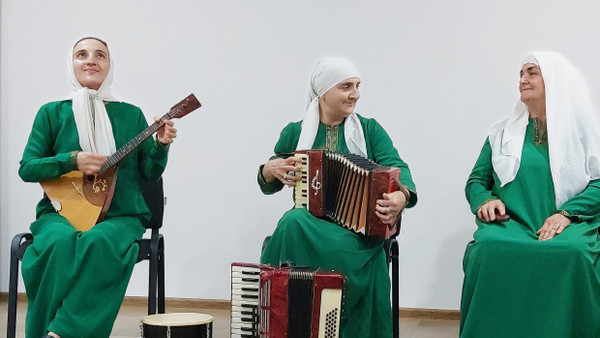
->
<box><xmin>258</xmin><ymin>57</ymin><xmax>417</xmax><ymax>338</ymax></box>
<box><xmin>18</xmin><ymin>37</ymin><xmax>176</xmax><ymax>338</ymax></box>
<box><xmin>461</xmin><ymin>52</ymin><xmax>600</xmax><ymax>337</ymax></box>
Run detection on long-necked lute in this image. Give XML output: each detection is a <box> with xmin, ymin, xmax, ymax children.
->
<box><xmin>41</xmin><ymin>94</ymin><xmax>201</xmax><ymax>231</ymax></box>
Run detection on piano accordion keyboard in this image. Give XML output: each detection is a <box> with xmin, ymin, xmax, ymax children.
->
<box><xmin>294</xmin><ymin>153</ymin><xmax>309</xmax><ymax>209</ymax></box>
<box><xmin>231</xmin><ymin>265</ymin><xmax>261</xmax><ymax>337</ymax></box>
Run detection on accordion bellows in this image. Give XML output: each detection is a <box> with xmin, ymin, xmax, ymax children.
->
<box><xmin>294</xmin><ymin>150</ymin><xmax>400</xmax><ymax>239</ymax></box>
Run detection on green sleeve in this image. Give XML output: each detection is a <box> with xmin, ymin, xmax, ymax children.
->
<box><xmin>364</xmin><ymin>118</ymin><xmax>417</xmax><ymax>208</ymax></box>
<box><xmin>558</xmin><ymin>179</ymin><xmax>600</xmax><ymax>222</ymax></box>
<box><xmin>257</xmin><ymin>164</ymin><xmax>284</xmax><ymax>194</ymax></box>
<box><xmin>257</xmin><ymin>122</ymin><xmax>300</xmax><ymax>195</ymax></box>
<box><xmin>136</xmin><ymin>109</ymin><xmax>169</xmax><ymax>182</ymax></box>
<box><xmin>465</xmin><ymin>138</ymin><xmax>498</xmax><ymax>214</ymax></box>
<box><xmin>19</xmin><ymin>105</ymin><xmax>79</xmax><ymax>182</ymax></box>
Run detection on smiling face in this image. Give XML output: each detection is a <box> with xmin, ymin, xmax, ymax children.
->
<box><xmin>319</xmin><ymin>77</ymin><xmax>361</xmax><ymax>124</ymax></box>
<box><xmin>72</xmin><ymin>38</ymin><xmax>110</xmax><ymax>90</ymax></box>
<box><xmin>519</xmin><ymin>63</ymin><xmax>545</xmax><ymax>107</ymax></box>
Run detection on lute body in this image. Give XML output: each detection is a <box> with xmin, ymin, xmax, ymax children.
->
<box><xmin>41</xmin><ymin>94</ymin><xmax>201</xmax><ymax>231</ymax></box>
<box><xmin>41</xmin><ymin>168</ymin><xmax>117</xmax><ymax>231</ymax></box>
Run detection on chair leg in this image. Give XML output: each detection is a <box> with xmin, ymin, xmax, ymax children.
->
<box><xmin>148</xmin><ymin>236</ymin><xmax>160</xmax><ymax>315</ymax></box>
<box><xmin>391</xmin><ymin>239</ymin><xmax>400</xmax><ymax>338</ymax></box>
<box><xmin>8</xmin><ymin>233</ymin><xmax>33</xmax><ymax>338</ymax></box>
<box><xmin>7</xmin><ymin>246</ymin><xmax>20</xmax><ymax>338</ymax></box>
<box><xmin>157</xmin><ymin>236</ymin><xmax>165</xmax><ymax>314</ymax></box>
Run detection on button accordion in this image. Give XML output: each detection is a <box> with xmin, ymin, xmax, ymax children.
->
<box><xmin>293</xmin><ymin>150</ymin><xmax>401</xmax><ymax>239</ymax></box>
<box><xmin>230</xmin><ymin>263</ymin><xmax>344</xmax><ymax>338</ymax></box>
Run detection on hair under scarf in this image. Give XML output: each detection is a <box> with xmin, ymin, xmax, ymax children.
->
<box><xmin>489</xmin><ymin>51</ymin><xmax>600</xmax><ymax>208</ymax></box>
<box><xmin>66</xmin><ymin>39</ymin><xmax>117</xmax><ymax>156</ymax></box>
<box><xmin>296</xmin><ymin>57</ymin><xmax>367</xmax><ymax>157</ymax></box>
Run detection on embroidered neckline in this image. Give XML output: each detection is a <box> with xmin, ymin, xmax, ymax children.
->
<box><xmin>532</xmin><ymin>117</ymin><xmax>548</xmax><ymax>145</ymax></box>
<box><xmin>325</xmin><ymin>124</ymin><xmax>339</xmax><ymax>152</ymax></box>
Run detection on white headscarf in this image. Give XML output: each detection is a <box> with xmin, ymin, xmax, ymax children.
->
<box><xmin>296</xmin><ymin>57</ymin><xmax>367</xmax><ymax>157</ymax></box>
<box><xmin>66</xmin><ymin>39</ymin><xmax>117</xmax><ymax>156</ymax></box>
<box><xmin>489</xmin><ymin>51</ymin><xmax>600</xmax><ymax>208</ymax></box>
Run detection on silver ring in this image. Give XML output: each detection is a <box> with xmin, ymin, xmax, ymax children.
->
<box><xmin>283</xmin><ymin>174</ymin><xmax>287</xmax><ymax>180</ymax></box>
<box><xmin>386</xmin><ymin>207</ymin><xmax>390</xmax><ymax>214</ymax></box>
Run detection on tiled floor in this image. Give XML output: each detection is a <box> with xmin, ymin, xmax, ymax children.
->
<box><xmin>0</xmin><ymin>300</ymin><xmax>459</xmax><ymax>337</ymax></box>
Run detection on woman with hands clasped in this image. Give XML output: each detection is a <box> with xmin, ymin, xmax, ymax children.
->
<box><xmin>461</xmin><ymin>52</ymin><xmax>600</xmax><ymax>337</ymax></box>
<box><xmin>259</xmin><ymin>57</ymin><xmax>417</xmax><ymax>338</ymax></box>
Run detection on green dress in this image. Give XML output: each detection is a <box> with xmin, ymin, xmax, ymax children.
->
<box><xmin>461</xmin><ymin>119</ymin><xmax>600</xmax><ymax>337</ymax></box>
<box><xmin>19</xmin><ymin>100</ymin><xmax>169</xmax><ymax>338</ymax></box>
<box><xmin>258</xmin><ymin>114</ymin><xmax>417</xmax><ymax>338</ymax></box>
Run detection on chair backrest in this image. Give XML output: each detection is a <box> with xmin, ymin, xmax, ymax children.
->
<box><xmin>141</xmin><ymin>178</ymin><xmax>165</xmax><ymax>230</ymax></box>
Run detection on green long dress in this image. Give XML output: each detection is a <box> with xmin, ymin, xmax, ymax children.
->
<box><xmin>461</xmin><ymin>119</ymin><xmax>600</xmax><ymax>337</ymax></box>
<box><xmin>19</xmin><ymin>100</ymin><xmax>169</xmax><ymax>338</ymax></box>
<box><xmin>258</xmin><ymin>114</ymin><xmax>417</xmax><ymax>338</ymax></box>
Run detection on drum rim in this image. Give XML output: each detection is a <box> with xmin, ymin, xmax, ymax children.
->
<box><xmin>141</xmin><ymin>312</ymin><xmax>215</xmax><ymax>326</ymax></box>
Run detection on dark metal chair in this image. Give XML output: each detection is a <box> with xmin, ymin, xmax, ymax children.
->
<box><xmin>7</xmin><ymin>178</ymin><xmax>166</xmax><ymax>338</ymax></box>
<box><xmin>261</xmin><ymin>229</ymin><xmax>401</xmax><ymax>338</ymax></box>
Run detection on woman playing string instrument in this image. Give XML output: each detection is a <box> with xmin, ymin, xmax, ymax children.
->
<box><xmin>18</xmin><ymin>37</ymin><xmax>176</xmax><ymax>338</ymax></box>
<box><xmin>258</xmin><ymin>57</ymin><xmax>417</xmax><ymax>338</ymax></box>
<box><xmin>461</xmin><ymin>51</ymin><xmax>600</xmax><ymax>337</ymax></box>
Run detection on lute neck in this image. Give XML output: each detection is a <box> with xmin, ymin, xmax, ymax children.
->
<box><xmin>98</xmin><ymin>113</ymin><xmax>169</xmax><ymax>175</ymax></box>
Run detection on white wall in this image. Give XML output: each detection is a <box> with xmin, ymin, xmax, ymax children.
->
<box><xmin>1</xmin><ymin>0</ymin><xmax>600</xmax><ymax>311</ymax></box>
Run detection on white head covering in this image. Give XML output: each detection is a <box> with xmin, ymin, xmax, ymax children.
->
<box><xmin>489</xmin><ymin>51</ymin><xmax>600</xmax><ymax>208</ymax></box>
<box><xmin>66</xmin><ymin>38</ymin><xmax>117</xmax><ymax>156</ymax></box>
<box><xmin>296</xmin><ymin>57</ymin><xmax>367</xmax><ymax>157</ymax></box>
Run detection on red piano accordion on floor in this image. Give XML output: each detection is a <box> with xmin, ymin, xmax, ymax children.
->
<box><xmin>293</xmin><ymin>150</ymin><xmax>402</xmax><ymax>239</ymax></box>
<box><xmin>230</xmin><ymin>263</ymin><xmax>344</xmax><ymax>338</ymax></box>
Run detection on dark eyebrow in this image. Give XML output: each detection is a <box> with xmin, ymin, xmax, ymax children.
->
<box><xmin>73</xmin><ymin>49</ymin><xmax>107</xmax><ymax>56</ymax></box>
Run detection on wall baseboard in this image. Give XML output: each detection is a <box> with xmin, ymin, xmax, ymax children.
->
<box><xmin>0</xmin><ymin>293</ymin><xmax>461</xmax><ymax>320</ymax></box>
